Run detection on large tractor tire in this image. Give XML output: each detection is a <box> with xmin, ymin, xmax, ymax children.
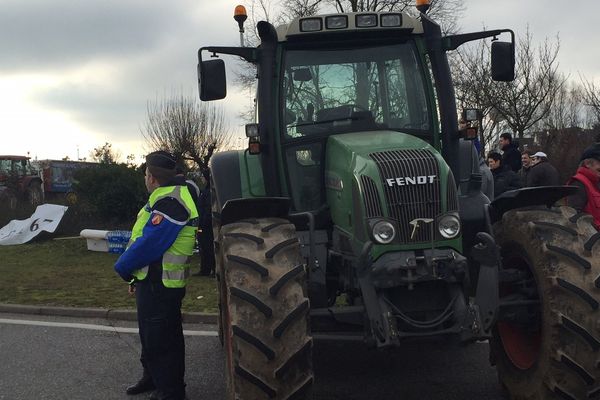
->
<box><xmin>492</xmin><ymin>206</ymin><xmax>600</xmax><ymax>399</ymax></box>
<box><xmin>218</xmin><ymin>218</ymin><xmax>313</xmax><ymax>400</ymax></box>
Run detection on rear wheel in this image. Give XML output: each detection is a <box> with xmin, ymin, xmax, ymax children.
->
<box><xmin>218</xmin><ymin>218</ymin><xmax>313</xmax><ymax>400</ymax></box>
<box><xmin>492</xmin><ymin>206</ymin><xmax>600</xmax><ymax>399</ymax></box>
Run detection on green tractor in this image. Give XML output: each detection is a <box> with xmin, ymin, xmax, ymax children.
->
<box><xmin>197</xmin><ymin>3</ymin><xmax>600</xmax><ymax>399</ymax></box>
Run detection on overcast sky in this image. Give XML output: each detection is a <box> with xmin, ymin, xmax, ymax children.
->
<box><xmin>1</xmin><ymin>0</ymin><xmax>597</xmax><ymax>162</ymax></box>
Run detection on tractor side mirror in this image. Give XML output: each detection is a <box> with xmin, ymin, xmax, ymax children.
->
<box><xmin>199</xmin><ymin>59</ymin><xmax>227</xmax><ymax>101</ymax></box>
<box><xmin>491</xmin><ymin>41</ymin><xmax>515</xmax><ymax>82</ymax></box>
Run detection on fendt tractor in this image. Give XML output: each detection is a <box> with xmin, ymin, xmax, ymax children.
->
<box><xmin>197</xmin><ymin>2</ymin><xmax>600</xmax><ymax>399</ymax></box>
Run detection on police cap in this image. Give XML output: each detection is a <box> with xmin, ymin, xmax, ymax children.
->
<box><xmin>146</xmin><ymin>151</ymin><xmax>176</xmax><ymax>170</ymax></box>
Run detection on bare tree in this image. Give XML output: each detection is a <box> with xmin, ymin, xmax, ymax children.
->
<box><xmin>581</xmin><ymin>77</ymin><xmax>600</xmax><ymax>127</ymax></box>
<box><xmin>453</xmin><ymin>28</ymin><xmax>564</xmax><ymax>140</ymax></box>
<box><xmin>142</xmin><ymin>93</ymin><xmax>231</xmax><ymax>172</ymax></box>
<box><xmin>490</xmin><ymin>29</ymin><xmax>564</xmax><ymax>139</ymax></box>
<box><xmin>452</xmin><ymin>41</ymin><xmax>499</xmax><ymax>151</ymax></box>
<box><xmin>540</xmin><ymin>81</ymin><xmax>583</xmax><ymax>131</ymax></box>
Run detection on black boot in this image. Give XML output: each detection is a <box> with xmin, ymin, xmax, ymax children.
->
<box><xmin>125</xmin><ymin>375</ymin><xmax>155</xmax><ymax>395</ymax></box>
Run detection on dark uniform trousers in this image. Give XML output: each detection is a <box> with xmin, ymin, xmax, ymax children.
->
<box><xmin>136</xmin><ymin>279</ymin><xmax>186</xmax><ymax>399</ymax></box>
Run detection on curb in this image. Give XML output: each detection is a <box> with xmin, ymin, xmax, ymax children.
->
<box><xmin>0</xmin><ymin>303</ymin><xmax>217</xmax><ymax>324</ymax></box>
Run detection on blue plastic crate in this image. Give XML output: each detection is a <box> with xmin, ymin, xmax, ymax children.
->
<box><xmin>107</xmin><ymin>230</ymin><xmax>132</xmax><ymax>243</ymax></box>
<box><xmin>108</xmin><ymin>241</ymin><xmax>127</xmax><ymax>254</ymax></box>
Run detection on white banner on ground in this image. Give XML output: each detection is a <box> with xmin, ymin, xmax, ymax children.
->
<box><xmin>0</xmin><ymin>204</ymin><xmax>68</xmax><ymax>245</ymax></box>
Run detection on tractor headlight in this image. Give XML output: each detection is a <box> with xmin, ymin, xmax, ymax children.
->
<box><xmin>372</xmin><ymin>220</ymin><xmax>396</xmax><ymax>244</ymax></box>
<box><xmin>438</xmin><ymin>214</ymin><xmax>461</xmax><ymax>239</ymax></box>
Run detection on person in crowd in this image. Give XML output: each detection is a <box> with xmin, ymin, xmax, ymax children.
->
<box><xmin>196</xmin><ymin>168</ymin><xmax>215</xmax><ymax>277</ymax></box>
<box><xmin>519</xmin><ymin>150</ymin><xmax>533</xmax><ymax>185</ymax></box>
<box><xmin>526</xmin><ymin>151</ymin><xmax>560</xmax><ymax>187</ymax></box>
<box><xmin>499</xmin><ymin>132</ymin><xmax>522</xmax><ymax>172</ymax></box>
<box><xmin>473</xmin><ymin>138</ymin><xmax>494</xmax><ymax>200</ymax></box>
<box><xmin>487</xmin><ymin>151</ymin><xmax>522</xmax><ymax>197</ymax></box>
<box><xmin>114</xmin><ymin>151</ymin><xmax>198</xmax><ymax>400</ymax></box>
<box><xmin>566</xmin><ymin>144</ymin><xmax>600</xmax><ymax>228</ymax></box>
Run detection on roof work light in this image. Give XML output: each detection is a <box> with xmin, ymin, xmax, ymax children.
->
<box><xmin>300</xmin><ymin>18</ymin><xmax>323</xmax><ymax>32</ymax></box>
<box><xmin>326</xmin><ymin>15</ymin><xmax>348</xmax><ymax>29</ymax></box>
<box><xmin>356</xmin><ymin>14</ymin><xmax>377</xmax><ymax>28</ymax></box>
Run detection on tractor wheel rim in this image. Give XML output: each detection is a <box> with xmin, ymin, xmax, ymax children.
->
<box><xmin>498</xmin><ymin>253</ymin><xmax>542</xmax><ymax>370</ymax></box>
<box><xmin>497</xmin><ymin>321</ymin><xmax>541</xmax><ymax>370</ymax></box>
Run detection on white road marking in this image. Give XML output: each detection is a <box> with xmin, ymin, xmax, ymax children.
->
<box><xmin>0</xmin><ymin>318</ymin><xmax>218</xmax><ymax>337</ymax></box>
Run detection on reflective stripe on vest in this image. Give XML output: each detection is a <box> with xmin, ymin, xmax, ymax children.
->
<box><xmin>129</xmin><ymin>185</ymin><xmax>199</xmax><ymax>287</ymax></box>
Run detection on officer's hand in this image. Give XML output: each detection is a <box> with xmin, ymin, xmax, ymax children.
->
<box><xmin>128</xmin><ymin>284</ymin><xmax>136</xmax><ymax>295</ymax></box>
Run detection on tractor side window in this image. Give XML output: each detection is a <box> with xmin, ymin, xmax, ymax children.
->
<box><xmin>285</xmin><ymin>143</ymin><xmax>324</xmax><ymax>211</ymax></box>
<box><xmin>0</xmin><ymin>160</ymin><xmax>11</xmax><ymax>172</ymax></box>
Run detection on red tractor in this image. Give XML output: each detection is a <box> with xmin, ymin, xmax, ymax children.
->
<box><xmin>0</xmin><ymin>155</ymin><xmax>44</xmax><ymax>210</ymax></box>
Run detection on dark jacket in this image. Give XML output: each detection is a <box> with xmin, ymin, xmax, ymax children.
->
<box><xmin>491</xmin><ymin>165</ymin><xmax>522</xmax><ymax>197</ymax></box>
<box><xmin>501</xmin><ymin>142</ymin><xmax>522</xmax><ymax>172</ymax></box>
<box><xmin>526</xmin><ymin>161</ymin><xmax>560</xmax><ymax>187</ymax></box>
<box><xmin>198</xmin><ymin>186</ymin><xmax>212</xmax><ymax>231</ymax></box>
<box><xmin>518</xmin><ymin>166</ymin><xmax>531</xmax><ymax>186</ymax></box>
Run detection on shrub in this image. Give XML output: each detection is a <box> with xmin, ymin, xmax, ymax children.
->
<box><xmin>73</xmin><ymin>164</ymin><xmax>147</xmax><ymax>223</ymax></box>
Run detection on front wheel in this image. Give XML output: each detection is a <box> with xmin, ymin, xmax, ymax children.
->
<box><xmin>218</xmin><ymin>218</ymin><xmax>313</xmax><ymax>400</ymax></box>
<box><xmin>492</xmin><ymin>206</ymin><xmax>600</xmax><ymax>399</ymax></box>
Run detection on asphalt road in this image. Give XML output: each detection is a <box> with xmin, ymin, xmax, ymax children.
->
<box><xmin>0</xmin><ymin>313</ymin><xmax>503</xmax><ymax>400</ymax></box>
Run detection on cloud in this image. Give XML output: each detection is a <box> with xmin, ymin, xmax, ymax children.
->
<box><xmin>0</xmin><ymin>0</ymin><xmax>189</xmax><ymax>73</ymax></box>
<box><xmin>4</xmin><ymin>0</ymin><xmax>249</xmax><ymax>147</ymax></box>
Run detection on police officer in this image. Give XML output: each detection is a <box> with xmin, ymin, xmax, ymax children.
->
<box><xmin>114</xmin><ymin>151</ymin><xmax>198</xmax><ymax>400</ymax></box>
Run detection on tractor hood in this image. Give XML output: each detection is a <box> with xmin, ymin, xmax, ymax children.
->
<box><xmin>325</xmin><ymin>130</ymin><xmax>458</xmax><ymax>248</ymax></box>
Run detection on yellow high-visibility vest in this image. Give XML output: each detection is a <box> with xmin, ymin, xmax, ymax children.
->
<box><xmin>128</xmin><ymin>185</ymin><xmax>199</xmax><ymax>288</ymax></box>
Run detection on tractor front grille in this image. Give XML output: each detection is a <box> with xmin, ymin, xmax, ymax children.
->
<box><xmin>370</xmin><ymin>149</ymin><xmax>442</xmax><ymax>243</ymax></box>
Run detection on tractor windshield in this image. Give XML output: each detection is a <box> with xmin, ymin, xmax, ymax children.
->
<box><xmin>282</xmin><ymin>42</ymin><xmax>431</xmax><ymax>139</ymax></box>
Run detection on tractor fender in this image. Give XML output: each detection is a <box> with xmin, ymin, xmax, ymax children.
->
<box><xmin>221</xmin><ymin>197</ymin><xmax>291</xmax><ymax>226</ymax></box>
<box><xmin>210</xmin><ymin>150</ymin><xmax>243</xmax><ymax>215</ymax></box>
<box><xmin>488</xmin><ymin>186</ymin><xmax>578</xmax><ymax>224</ymax></box>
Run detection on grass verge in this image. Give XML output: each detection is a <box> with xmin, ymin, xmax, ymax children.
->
<box><xmin>0</xmin><ymin>238</ymin><xmax>218</xmax><ymax>313</ymax></box>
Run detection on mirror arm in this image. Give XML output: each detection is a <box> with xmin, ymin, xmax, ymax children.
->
<box><xmin>198</xmin><ymin>46</ymin><xmax>258</xmax><ymax>63</ymax></box>
<box><xmin>442</xmin><ymin>29</ymin><xmax>514</xmax><ymax>51</ymax></box>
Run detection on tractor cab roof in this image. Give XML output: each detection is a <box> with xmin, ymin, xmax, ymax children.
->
<box><xmin>276</xmin><ymin>11</ymin><xmax>423</xmax><ymax>41</ymax></box>
<box><xmin>0</xmin><ymin>155</ymin><xmax>30</xmax><ymax>160</ymax></box>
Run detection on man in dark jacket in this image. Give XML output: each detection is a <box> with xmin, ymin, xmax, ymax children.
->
<box><xmin>499</xmin><ymin>132</ymin><xmax>521</xmax><ymax>172</ymax></box>
<box><xmin>519</xmin><ymin>150</ymin><xmax>533</xmax><ymax>185</ymax></box>
<box><xmin>488</xmin><ymin>151</ymin><xmax>522</xmax><ymax>197</ymax></box>
<box><xmin>197</xmin><ymin>168</ymin><xmax>215</xmax><ymax>276</ymax></box>
<box><xmin>526</xmin><ymin>151</ymin><xmax>560</xmax><ymax>187</ymax></box>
